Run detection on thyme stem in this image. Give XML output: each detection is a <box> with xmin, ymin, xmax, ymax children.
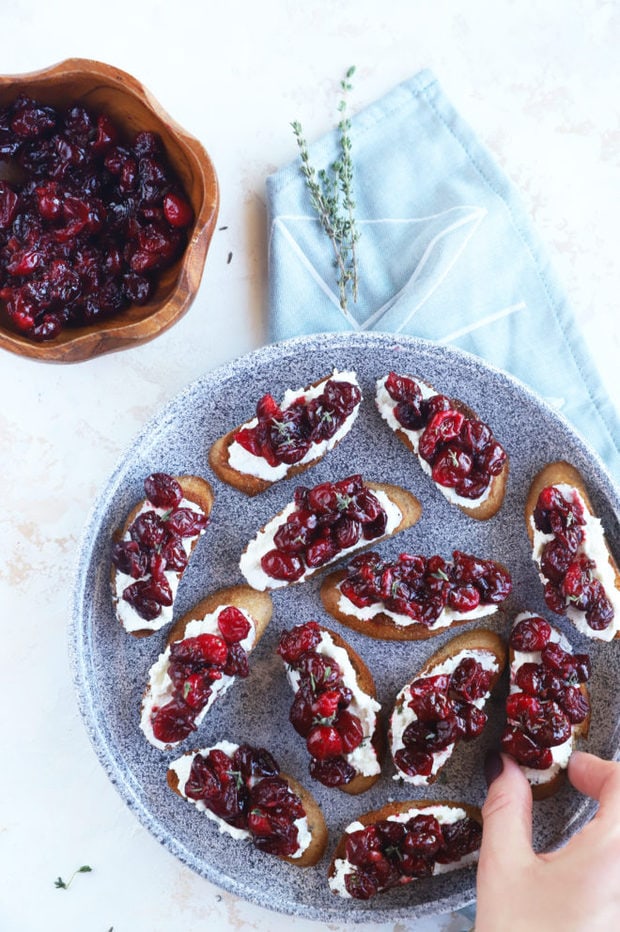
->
<box><xmin>291</xmin><ymin>66</ymin><xmax>360</xmax><ymax>313</ymax></box>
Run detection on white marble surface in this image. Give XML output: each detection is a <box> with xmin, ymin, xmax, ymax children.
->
<box><xmin>1</xmin><ymin>2</ymin><xmax>618</xmax><ymax>931</ymax></box>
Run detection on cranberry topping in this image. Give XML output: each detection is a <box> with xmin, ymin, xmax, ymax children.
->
<box><xmin>383</xmin><ymin>372</ymin><xmax>507</xmax><ymax>499</ymax></box>
<box><xmin>111</xmin><ymin>473</ymin><xmax>208</xmax><ymax>622</ymax></box>
<box><xmin>501</xmin><ymin>617</ymin><xmax>590</xmax><ymax>768</ymax></box>
<box><xmin>340</xmin><ymin>549</ymin><xmax>511</xmax><ymax>627</ymax></box>
<box><xmin>183</xmin><ymin>744</ymin><xmax>306</xmax><ymax>856</ymax></box>
<box><xmin>393</xmin><ymin>653</ymin><xmax>495</xmax><ymax>779</ymax></box>
<box><xmin>0</xmin><ymin>96</ymin><xmax>194</xmax><ymax>341</ymax></box>
<box><xmin>233</xmin><ymin>376</ymin><xmax>361</xmax><ymax>468</ymax></box>
<box><xmin>261</xmin><ymin>475</ymin><xmax>389</xmax><ymax>583</ymax></box>
<box><xmin>340</xmin><ymin>810</ymin><xmax>481</xmax><ymax>900</ymax></box>
<box><xmin>533</xmin><ymin>484</ymin><xmax>614</xmax><ymax>632</ymax></box>
<box><xmin>149</xmin><ymin>607</ymin><xmax>252</xmax><ymax>745</ymax></box>
<box><xmin>277</xmin><ymin>622</ymin><xmax>370</xmax><ymax>787</ymax></box>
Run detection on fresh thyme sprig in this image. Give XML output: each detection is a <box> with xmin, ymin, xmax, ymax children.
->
<box><xmin>291</xmin><ymin>66</ymin><xmax>360</xmax><ymax>313</ymax></box>
<box><xmin>54</xmin><ymin>865</ymin><xmax>92</xmax><ymax>890</ymax></box>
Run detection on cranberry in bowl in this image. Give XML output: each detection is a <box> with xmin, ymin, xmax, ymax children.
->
<box><xmin>0</xmin><ymin>58</ymin><xmax>219</xmax><ymax>362</ymax></box>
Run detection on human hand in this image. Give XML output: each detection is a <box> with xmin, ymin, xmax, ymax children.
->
<box><xmin>475</xmin><ymin>750</ymin><xmax>620</xmax><ymax>932</ymax></box>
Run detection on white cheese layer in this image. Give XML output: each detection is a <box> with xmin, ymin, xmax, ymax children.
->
<box><xmin>168</xmin><ymin>742</ymin><xmax>311</xmax><ymax>857</ymax></box>
<box><xmin>530</xmin><ymin>483</ymin><xmax>620</xmax><ymax>641</ymax></box>
<box><xmin>390</xmin><ymin>649</ymin><xmax>499</xmax><ymax>785</ymax></box>
<box><xmin>239</xmin><ymin>489</ymin><xmax>403</xmax><ymax>591</ymax></box>
<box><xmin>287</xmin><ymin>630</ymin><xmax>381</xmax><ymax>778</ymax></box>
<box><xmin>140</xmin><ymin>606</ymin><xmax>255</xmax><ymax>750</ymax></box>
<box><xmin>336</xmin><ymin>585</ymin><xmax>496</xmax><ymax>630</ymax></box>
<box><xmin>113</xmin><ymin>497</ymin><xmax>206</xmax><ymax>633</ymax></box>
<box><xmin>375</xmin><ymin>375</ymin><xmax>493</xmax><ymax>508</ymax></box>
<box><xmin>227</xmin><ymin>370</ymin><xmax>361</xmax><ymax>481</ymax></box>
<box><xmin>329</xmin><ymin>804</ymin><xmax>478</xmax><ymax>897</ymax></box>
<box><xmin>509</xmin><ymin>611</ymin><xmax>576</xmax><ymax>785</ymax></box>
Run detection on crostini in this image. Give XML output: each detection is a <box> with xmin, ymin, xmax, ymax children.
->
<box><xmin>328</xmin><ymin>799</ymin><xmax>482</xmax><ymax>899</ymax></box>
<box><xmin>277</xmin><ymin>621</ymin><xmax>383</xmax><ymax>794</ymax></box>
<box><xmin>500</xmin><ymin>611</ymin><xmax>591</xmax><ymax>799</ymax></box>
<box><xmin>320</xmin><ymin>550</ymin><xmax>512</xmax><ymax>640</ymax></box>
<box><xmin>389</xmin><ymin>629</ymin><xmax>506</xmax><ymax>785</ymax></box>
<box><xmin>375</xmin><ymin>372</ymin><xmax>508</xmax><ymax>519</ymax></box>
<box><xmin>140</xmin><ymin>585</ymin><xmax>272</xmax><ymax>750</ymax></box>
<box><xmin>167</xmin><ymin>740</ymin><xmax>328</xmax><ymax>865</ymax></box>
<box><xmin>239</xmin><ymin>473</ymin><xmax>422</xmax><ymax>591</ymax></box>
<box><xmin>525</xmin><ymin>460</ymin><xmax>620</xmax><ymax>641</ymax></box>
<box><xmin>208</xmin><ymin>370</ymin><xmax>362</xmax><ymax>495</ymax></box>
<box><xmin>111</xmin><ymin>472</ymin><xmax>214</xmax><ymax>636</ymax></box>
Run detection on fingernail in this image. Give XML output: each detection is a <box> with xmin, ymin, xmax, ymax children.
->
<box><xmin>484</xmin><ymin>750</ymin><xmax>504</xmax><ymax>787</ymax></box>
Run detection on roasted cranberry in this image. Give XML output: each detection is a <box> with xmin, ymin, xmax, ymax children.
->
<box><xmin>510</xmin><ymin>616</ymin><xmax>551</xmax><ymax>652</ymax></box>
<box><xmin>277</xmin><ymin>621</ymin><xmax>321</xmax><ymax>663</ymax></box>
<box><xmin>334</xmin><ymin>709</ymin><xmax>364</xmax><ymax>752</ymax></box>
<box><xmin>402</xmin><ymin>715</ymin><xmax>460</xmax><ymax>752</ymax></box>
<box><xmin>144</xmin><ymin>472</ymin><xmax>183</xmax><ymax>509</ymax></box>
<box><xmin>501</xmin><ymin>725</ymin><xmax>553</xmax><ymax>769</ymax></box>
<box><xmin>436</xmin><ymin>818</ymin><xmax>482</xmax><ymax>863</ymax></box>
<box><xmin>393</xmin><ymin>747</ymin><xmax>434</xmax><ymax>777</ymax></box>
<box><xmin>151</xmin><ymin>699</ymin><xmax>197</xmax><ymax>744</ymax></box>
<box><xmin>449</xmin><ymin>658</ymin><xmax>492</xmax><ymax>703</ymax></box>
<box><xmin>217</xmin><ymin>606</ymin><xmax>251</xmax><ymax>644</ymax></box>
<box><xmin>306</xmin><ymin>724</ymin><xmax>344</xmax><ymax>760</ymax></box>
<box><xmin>309</xmin><ymin>755</ymin><xmax>355</xmax><ymax>786</ymax></box>
<box><xmin>111</xmin><ymin>539</ymin><xmax>148</xmax><ymax>578</ymax></box>
<box><xmin>223</xmin><ymin>642</ymin><xmax>250</xmax><ymax>677</ymax></box>
<box><xmin>407</xmin><ymin>675</ymin><xmax>452</xmax><ymax>720</ymax></box>
<box><xmin>261</xmin><ymin>549</ymin><xmax>305</xmax><ymax>582</ymax></box>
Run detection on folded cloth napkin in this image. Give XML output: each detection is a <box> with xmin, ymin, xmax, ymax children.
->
<box><xmin>266</xmin><ymin>69</ymin><xmax>620</xmax><ymax>483</ymax></box>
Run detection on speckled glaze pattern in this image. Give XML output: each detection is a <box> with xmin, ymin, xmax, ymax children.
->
<box><xmin>70</xmin><ymin>332</ymin><xmax>620</xmax><ymax>923</ymax></box>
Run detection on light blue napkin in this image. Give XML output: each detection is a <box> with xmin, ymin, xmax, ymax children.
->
<box><xmin>266</xmin><ymin>69</ymin><xmax>620</xmax><ymax>483</ymax></box>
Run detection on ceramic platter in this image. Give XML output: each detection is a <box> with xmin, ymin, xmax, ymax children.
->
<box><xmin>70</xmin><ymin>332</ymin><xmax>620</xmax><ymax>923</ymax></box>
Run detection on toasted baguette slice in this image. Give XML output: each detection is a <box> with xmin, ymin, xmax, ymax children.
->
<box><xmin>208</xmin><ymin>370</ymin><xmax>362</xmax><ymax>496</ymax></box>
<box><xmin>390</xmin><ymin>628</ymin><xmax>506</xmax><ymax>785</ymax></box>
<box><xmin>111</xmin><ymin>474</ymin><xmax>214</xmax><ymax>637</ymax></box>
<box><xmin>278</xmin><ymin>621</ymin><xmax>383</xmax><ymax>795</ymax></box>
<box><xmin>375</xmin><ymin>374</ymin><xmax>508</xmax><ymax>520</ymax></box>
<box><xmin>239</xmin><ymin>478</ymin><xmax>422</xmax><ymax>591</ymax></box>
<box><xmin>320</xmin><ymin>552</ymin><xmax>511</xmax><ymax>641</ymax></box>
<box><xmin>167</xmin><ymin>742</ymin><xmax>328</xmax><ymax>866</ymax></box>
<box><xmin>525</xmin><ymin>460</ymin><xmax>620</xmax><ymax>641</ymax></box>
<box><xmin>140</xmin><ymin>585</ymin><xmax>272</xmax><ymax>750</ymax></box>
<box><xmin>502</xmin><ymin>611</ymin><xmax>590</xmax><ymax>800</ymax></box>
<box><xmin>328</xmin><ymin>799</ymin><xmax>482</xmax><ymax>897</ymax></box>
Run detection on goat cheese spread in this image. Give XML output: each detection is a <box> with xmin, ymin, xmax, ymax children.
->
<box><xmin>140</xmin><ymin>606</ymin><xmax>255</xmax><ymax>750</ymax></box>
<box><xmin>239</xmin><ymin>490</ymin><xmax>402</xmax><ymax>591</ymax></box>
<box><xmin>227</xmin><ymin>370</ymin><xmax>361</xmax><ymax>481</ymax></box>
<box><xmin>375</xmin><ymin>375</ymin><xmax>493</xmax><ymax>508</ymax></box>
<box><xmin>390</xmin><ymin>649</ymin><xmax>499</xmax><ymax>785</ymax></box>
<box><xmin>510</xmin><ymin>612</ymin><xmax>575</xmax><ymax>784</ymax></box>
<box><xmin>168</xmin><ymin>741</ymin><xmax>312</xmax><ymax>856</ymax></box>
<box><xmin>287</xmin><ymin>630</ymin><xmax>381</xmax><ymax>777</ymax></box>
<box><xmin>530</xmin><ymin>484</ymin><xmax>620</xmax><ymax>641</ymax></box>
<box><xmin>114</xmin><ymin>497</ymin><xmax>206</xmax><ymax>633</ymax></box>
<box><xmin>329</xmin><ymin>804</ymin><xmax>478</xmax><ymax>896</ymax></box>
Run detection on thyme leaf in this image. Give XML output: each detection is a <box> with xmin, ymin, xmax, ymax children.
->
<box><xmin>54</xmin><ymin>865</ymin><xmax>92</xmax><ymax>890</ymax></box>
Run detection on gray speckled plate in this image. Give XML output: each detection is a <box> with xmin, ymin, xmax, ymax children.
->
<box><xmin>70</xmin><ymin>332</ymin><xmax>620</xmax><ymax>924</ymax></box>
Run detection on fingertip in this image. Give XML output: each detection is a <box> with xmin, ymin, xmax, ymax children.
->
<box><xmin>480</xmin><ymin>752</ymin><xmax>534</xmax><ymax>857</ymax></box>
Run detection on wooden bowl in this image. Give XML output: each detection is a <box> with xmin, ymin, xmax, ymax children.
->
<box><xmin>0</xmin><ymin>58</ymin><xmax>219</xmax><ymax>363</ymax></box>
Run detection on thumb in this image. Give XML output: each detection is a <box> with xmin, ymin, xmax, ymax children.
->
<box><xmin>478</xmin><ymin>752</ymin><xmax>534</xmax><ymax>870</ymax></box>
<box><xmin>568</xmin><ymin>751</ymin><xmax>620</xmax><ymax>820</ymax></box>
